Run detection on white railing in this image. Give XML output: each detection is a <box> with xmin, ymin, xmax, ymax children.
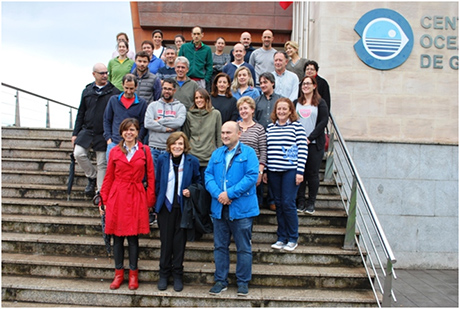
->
<box><xmin>324</xmin><ymin>113</ymin><xmax>397</xmax><ymax>307</ymax></box>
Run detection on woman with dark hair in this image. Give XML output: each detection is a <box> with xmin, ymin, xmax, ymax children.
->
<box><xmin>211</xmin><ymin>72</ymin><xmax>238</xmax><ymax>123</ymax></box>
<box><xmin>152</xmin><ymin>29</ymin><xmax>166</xmax><ymax>61</ymax></box>
<box><xmin>99</xmin><ymin>118</ymin><xmax>155</xmax><ymax>290</ymax></box>
<box><xmin>174</xmin><ymin>34</ymin><xmax>186</xmax><ymax>55</ymax></box>
<box><xmin>183</xmin><ymin>88</ymin><xmax>222</xmax><ymax>180</ymax></box>
<box><xmin>264</xmin><ymin>98</ymin><xmax>308</xmax><ymax>252</ymax></box>
<box><xmin>112</xmin><ymin>32</ymin><xmax>135</xmax><ymax>60</ymax></box>
<box><xmin>108</xmin><ymin>40</ymin><xmax>134</xmax><ymax>91</ymax></box>
<box><xmin>294</xmin><ymin>76</ymin><xmax>329</xmax><ymax>214</ymax></box>
<box><xmin>212</xmin><ymin>37</ymin><xmax>230</xmax><ymax>84</ymax></box>
<box><xmin>155</xmin><ymin>132</ymin><xmax>200</xmax><ymax>292</ymax></box>
<box><xmin>304</xmin><ymin>60</ymin><xmax>331</xmax><ymax>111</ymax></box>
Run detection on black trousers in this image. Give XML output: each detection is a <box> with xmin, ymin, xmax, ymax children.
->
<box><xmin>297</xmin><ymin>143</ymin><xmax>325</xmax><ymax>208</ymax></box>
<box><xmin>158</xmin><ymin>205</ymin><xmax>187</xmax><ymax>279</ymax></box>
<box><xmin>113</xmin><ymin>235</ymin><xmax>139</xmax><ymax>271</ymax></box>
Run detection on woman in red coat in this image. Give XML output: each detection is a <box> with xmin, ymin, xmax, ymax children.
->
<box><xmin>99</xmin><ymin>118</ymin><xmax>156</xmax><ymax>290</ymax></box>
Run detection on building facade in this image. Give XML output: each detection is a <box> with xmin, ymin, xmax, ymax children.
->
<box><xmin>131</xmin><ymin>1</ymin><xmax>458</xmax><ymax>268</ymax></box>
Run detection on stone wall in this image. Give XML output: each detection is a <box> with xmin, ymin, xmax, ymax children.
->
<box><xmin>348</xmin><ymin>141</ymin><xmax>458</xmax><ymax>268</ymax></box>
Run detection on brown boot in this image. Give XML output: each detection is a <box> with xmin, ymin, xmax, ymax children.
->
<box><xmin>110</xmin><ymin>268</ymin><xmax>124</xmax><ymax>289</ymax></box>
<box><xmin>128</xmin><ymin>269</ymin><xmax>139</xmax><ymax>290</ymax></box>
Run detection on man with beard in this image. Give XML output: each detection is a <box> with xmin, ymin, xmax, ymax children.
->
<box><xmin>144</xmin><ymin>78</ymin><xmax>186</xmax><ymax>168</ymax></box>
<box><xmin>229</xmin><ymin>32</ymin><xmax>255</xmax><ymax>63</ymax></box>
<box><xmin>132</xmin><ymin>51</ymin><xmax>161</xmax><ymax>104</ymax></box>
<box><xmin>249</xmin><ymin>30</ymin><xmax>277</xmax><ymax>87</ymax></box>
<box><xmin>156</xmin><ymin>47</ymin><xmax>177</xmax><ymax>80</ymax></box>
<box><xmin>131</xmin><ymin>40</ymin><xmax>165</xmax><ymax>75</ymax></box>
<box><xmin>72</xmin><ymin>63</ymin><xmax>121</xmax><ymax>196</ymax></box>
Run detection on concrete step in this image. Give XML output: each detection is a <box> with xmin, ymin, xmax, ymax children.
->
<box><xmin>2</xmin><ymin>301</ymin><xmax>83</xmax><ymax>307</ymax></box>
<box><xmin>2</xmin><ymin>253</ymin><xmax>372</xmax><ymax>290</ymax></box>
<box><xmin>1</xmin><ymin>136</ymin><xmax>73</xmax><ymax>149</ymax></box>
<box><xmin>1</xmin><ymin>183</ymin><xmax>346</xmax><ymax>208</ymax></box>
<box><xmin>2</xmin><ymin>232</ymin><xmax>363</xmax><ymax>267</ymax></box>
<box><xmin>2</xmin><ymin>197</ymin><xmax>96</xmax><ymax>217</ymax></box>
<box><xmin>2</xmin><ymin>275</ymin><xmax>378</xmax><ymax>307</ymax></box>
<box><xmin>2</xmin><ymin>126</ymin><xmax>72</xmax><ymax>139</ymax></box>
<box><xmin>2</xmin><ymin>158</ymin><xmax>84</xmax><ymax>173</ymax></box>
<box><xmin>1</xmin><ymin>214</ymin><xmax>349</xmax><ymax>247</ymax></box>
<box><xmin>2</xmin><ymin>170</ymin><xmax>87</xmax><ymax>186</ymax></box>
<box><xmin>2</xmin><ymin>146</ymin><xmax>75</xmax><ymax>160</ymax></box>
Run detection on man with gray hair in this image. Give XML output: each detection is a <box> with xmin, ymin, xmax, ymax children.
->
<box><xmin>72</xmin><ymin>63</ymin><xmax>121</xmax><ymax>196</ymax></box>
<box><xmin>272</xmin><ymin>51</ymin><xmax>299</xmax><ymax>102</ymax></box>
<box><xmin>173</xmin><ymin>56</ymin><xmax>199</xmax><ymax>110</ymax></box>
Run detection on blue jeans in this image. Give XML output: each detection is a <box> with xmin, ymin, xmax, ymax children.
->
<box><xmin>106</xmin><ymin>142</ymin><xmax>117</xmax><ymax>162</ymax></box>
<box><xmin>213</xmin><ymin>206</ymin><xmax>253</xmax><ymax>285</ymax></box>
<box><xmin>150</xmin><ymin>147</ymin><xmax>167</xmax><ymax>175</ymax></box>
<box><xmin>268</xmin><ymin>169</ymin><xmax>299</xmax><ymax>243</ymax></box>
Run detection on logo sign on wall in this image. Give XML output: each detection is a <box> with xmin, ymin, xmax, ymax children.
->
<box><xmin>354</xmin><ymin>8</ymin><xmax>414</xmax><ymax>70</ymax></box>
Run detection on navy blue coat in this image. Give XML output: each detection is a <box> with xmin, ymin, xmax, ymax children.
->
<box><xmin>154</xmin><ymin>152</ymin><xmax>201</xmax><ymax>213</ymax></box>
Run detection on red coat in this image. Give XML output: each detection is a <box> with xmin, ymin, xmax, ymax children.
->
<box><xmin>100</xmin><ymin>142</ymin><xmax>156</xmax><ymax>236</ymax></box>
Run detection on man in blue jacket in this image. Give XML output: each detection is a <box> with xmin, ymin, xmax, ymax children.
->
<box><xmin>103</xmin><ymin>73</ymin><xmax>147</xmax><ymax>160</ymax></box>
<box><xmin>205</xmin><ymin>121</ymin><xmax>259</xmax><ymax>297</ymax></box>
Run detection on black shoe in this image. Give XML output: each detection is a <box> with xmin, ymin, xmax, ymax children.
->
<box><xmin>173</xmin><ymin>278</ymin><xmax>183</xmax><ymax>292</ymax></box>
<box><xmin>304</xmin><ymin>204</ymin><xmax>315</xmax><ymax>214</ymax></box>
<box><xmin>85</xmin><ymin>178</ymin><xmax>96</xmax><ymax>196</ymax></box>
<box><xmin>297</xmin><ymin>204</ymin><xmax>306</xmax><ymax>213</ymax></box>
<box><xmin>157</xmin><ymin>277</ymin><xmax>168</xmax><ymax>291</ymax></box>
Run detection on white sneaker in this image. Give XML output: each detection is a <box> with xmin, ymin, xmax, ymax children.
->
<box><xmin>283</xmin><ymin>242</ymin><xmax>298</xmax><ymax>251</ymax></box>
<box><xmin>271</xmin><ymin>241</ymin><xmax>285</xmax><ymax>250</ymax></box>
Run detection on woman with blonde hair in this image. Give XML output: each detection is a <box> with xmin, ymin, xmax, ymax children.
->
<box><xmin>231</xmin><ymin>66</ymin><xmax>260</xmax><ymax>100</ymax></box>
<box><xmin>284</xmin><ymin>41</ymin><xmax>309</xmax><ymax>82</ymax></box>
<box><xmin>183</xmin><ymin>88</ymin><xmax>222</xmax><ymax>180</ymax></box>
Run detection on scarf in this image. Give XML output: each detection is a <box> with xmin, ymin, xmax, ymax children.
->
<box><xmin>165</xmin><ymin>154</ymin><xmax>184</xmax><ymax>211</ymax></box>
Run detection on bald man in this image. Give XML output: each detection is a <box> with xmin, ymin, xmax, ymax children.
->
<box><xmin>249</xmin><ymin>30</ymin><xmax>277</xmax><ymax>87</ymax></box>
<box><xmin>205</xmin><ymin>121</ymin><xmax>259</xmax><ymax>296</ymax></box>
<box><xmin>72</xmin><ymin>63</ymin><xmax>121</xmax><ymax>196</ymax></box>
<box><xmin>229</xmin><ymin>32</ymin><xmax>255</xmax><ymax>63</ymax></box>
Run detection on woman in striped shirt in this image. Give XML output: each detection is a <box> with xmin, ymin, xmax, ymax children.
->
<box><xmin>237</xmin><ymin>96</ymin><xmax>267</xmax><ymax>206</ymax></box>
<box><xmin>264</xmin><ymin>98</ymin><xmax>308</xmax><ymax>252</ymax></box>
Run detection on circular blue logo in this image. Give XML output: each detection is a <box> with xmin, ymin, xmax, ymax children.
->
<box><xmin>354</xmin><ymin>9</ymin><xmax>413</xmax><ymax>70</ymax></box>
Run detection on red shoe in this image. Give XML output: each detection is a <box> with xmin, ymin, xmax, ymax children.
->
<box><xmin>129</xmin><ymin>269</ymin><xmax>139</xmax><ymax>290</ymax></box>
<box><xmin>110</xmin><ymin>268</ymin><xmax>124</xmax><ymax>289</ymax></box>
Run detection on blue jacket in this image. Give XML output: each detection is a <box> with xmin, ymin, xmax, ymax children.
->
<box><xmin>103</xmin><ymin>93</ymin><xmax>147</xmax><ymax>144</ymax></box>
<box><xmin>205</xmin><ymin>142</ymin><xmax>260</xmax><ymax>220</ymax></box>
<box><xmin>154</xmin><ymin>152</ymin><xmax>201</xmax><ymax>213</ymax></box>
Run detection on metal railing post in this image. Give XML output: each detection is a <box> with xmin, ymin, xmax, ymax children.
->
<box><xmin>46</xmin><ymin>100</ymin><xmax>50</xmax><ymax>128</ymax></box>
<box><xmin>382</xmin><ymin>259</ymin><xmax>395</xmax><ymax>307</ymax></box>
<box><xmin>324</xmin><ymin>131</ymin><xmax>335</xmax><ymax>181</ymax></box>
<box><xmin>14</xmin><ymin>90</ymin><xmax>20</xmax><ymax>127</ymax></box>
<box><xmin>69</xmin><ymin>108</ymin><xmax>73</xmax><ymax>129</ymax></box>
<box><xmin>343</xmin><ymin>176</ymin><xmax>357</xmax><ymax>250</ymax></box>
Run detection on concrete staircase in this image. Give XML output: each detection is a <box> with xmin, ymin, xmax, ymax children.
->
<box><xmin>1</xmin><ymin>126</ymin><xmax>379</xmax><ymax>307</ymax></box>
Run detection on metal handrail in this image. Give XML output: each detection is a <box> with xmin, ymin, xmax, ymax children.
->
<box><xmin>1</xmin><ymin>82</ymin><xmax>77</xmax><ymax>128</ymax></box>
<box><xmin>325</xmin><ymin>113</ymin><xmax>397</xmax><ymax>307</ymax></box>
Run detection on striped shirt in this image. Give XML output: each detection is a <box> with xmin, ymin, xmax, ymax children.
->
<box><xmin>239</xmin><ymin>122</ymin><xmax>267</xmax><ymax>166</ymax></box>
<box><xmin>266</xmin><ymin>120</ymin><xmax>308</xmax><ymax>174</ymax></box>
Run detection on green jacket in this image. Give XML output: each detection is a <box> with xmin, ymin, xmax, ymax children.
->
<box><xmin>108</xmin><ymin>57</ymin><xmax>135</xmax><ymax>91</ymax></box>
<box><xmin>179</xmin><ymin>42</ymin><xmax>213</xmax><ymax>83</ymax></box>
<box><xmin>183</xmin><ymin>107</ymin><xmax>222</xmax><ymax>166</ymax></box>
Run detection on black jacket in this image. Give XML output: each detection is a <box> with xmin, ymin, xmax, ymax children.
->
<box><xmin>180</xmin><ymin>183</ymin><xmax>213</xmax><ymax>241</ymax></box>
<box><xmin>73</xmin><ymin>81</ymin><xmax>121</xmax><ymax>151</ymax></box>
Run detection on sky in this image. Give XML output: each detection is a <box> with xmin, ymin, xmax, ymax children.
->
<box><xmin>1</xmin><ymin>1</ymin><xmax>134</xmax><ymax>128</ymax></box>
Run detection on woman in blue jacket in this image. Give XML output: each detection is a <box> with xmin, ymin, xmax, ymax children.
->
<box><xmin>154</xmin><ymin>131</ymin><xmax>201</xmax><ymax>292</ymax></box>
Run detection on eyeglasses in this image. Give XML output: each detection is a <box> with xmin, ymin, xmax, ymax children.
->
<box><xmin>302</xmin><ymin>82</ymin><xmax>313</xmax><ymax>86</ymax></box>
<box><xmin>95</xmin><ymin>71</ymin><xmax>108</xmax><ymax>75</ymax></box>
<box><xmin>162</xmin><ymin>87</ymin><xmax>174</xmax><ymax>91</ymax></box>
